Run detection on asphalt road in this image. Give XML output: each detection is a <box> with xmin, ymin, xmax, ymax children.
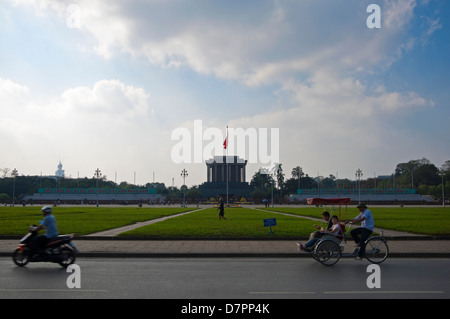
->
<box><xmin>0</xmin><ymin>257</ymin><xmax>448</xmax><ymax>300</ymax></box>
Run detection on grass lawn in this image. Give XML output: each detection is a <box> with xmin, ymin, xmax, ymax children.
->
<box><xmin>1</xmin><ymin>205</ymin><xmax>449</xmax><ymax>238</ymax></box>
<box><xmin>261</xmin><ymin>206</ymin><xmax>450</xmax><ymax>236</ymax></box>
<box><xmin>0</xmin><ymin>206</ymin><xmax>196</xmax><ymax>236</ymax></box>
<box><xmin>120</xmin><ymin>207</ymin><xmax>314</xmax><ymax>238</ymax></box>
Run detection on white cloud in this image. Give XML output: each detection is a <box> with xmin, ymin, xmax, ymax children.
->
<box><xmin>0</xmin><ymin>77</ymin><xmax>161</xmax><ymax>179</ymax></box>
<box><xmin>0</xmin><ymin>78</ymin><xmax>29</xmax><ymax>96</ymax></box>
<box><xmin>227</xmin><ymin>68</ymin><xmax>433</xmax><ymax>178</ymax></box>
<box><xmin>4</xmin><ymin>0</ymin><xmax>445</xmax><ymax>184</ymax></box>
<box><xmin>383</xmin><ymin>0</ymin><xmax>417</xmax><ymax>29</ymax></box>
<box><xmin>60</xmin><ymin>79</ymin><xmax>150</xmax><ymax>120</ymax></box>
<box><xmin>9</xmin><ymin>0</ymin><xmax>427</xmax><ymax>85</ymax></box>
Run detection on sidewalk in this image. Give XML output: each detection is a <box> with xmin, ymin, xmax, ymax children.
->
<box><xmin>1</xmin><ymin>237</ymin><xmax>449</xmax><ymax>258</ymax></box>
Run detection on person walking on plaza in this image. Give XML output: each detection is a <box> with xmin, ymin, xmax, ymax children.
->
<box><xmin>217</xmin><ymin>198</ymin><xmax>227</xmax><ymax>220</ymax></box>
<box><xmin>345</xmin><ymin>203</ymin><xmax>374</xmax><ymax>260</ymax></box>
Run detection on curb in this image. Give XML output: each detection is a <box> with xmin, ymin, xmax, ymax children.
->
<box><xmin>2</xmin><ymin>236</ymin><xmax>449</xmax><ymax>241</ymax></box>
<box><xmin>2</xmin><ymin>237</ymin><xmax>449</xmax><ymax>259</ymax></box>
<box><xmin>2</xmin><ymin>252</ymin><xmax>450</xmax><ymax>258</ymax></box>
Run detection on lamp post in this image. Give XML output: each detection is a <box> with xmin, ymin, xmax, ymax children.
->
<box><xmin>440</xmin><ymin>170</ymin><xmax>445</xmax><ymax>207</ymax></box>
<box><xmin>181</xmin><ymin>169</ymin><xmax>188</xmax><ymax>207</ymax></box>
<box><xmin>94</xmin><ymin>168</ymin><xmax>102</xmax><ymax>207</ymax></box>
<box><xmin>11</xmin><ymin>168</ymin><xmax>18</xmax><ymax>207</ymax></box>
<box><xmin>355</xmin><ymin>168</ymin><xmax>363</xmax><ymax>203</ymax></box>
<box><xmin>271</xmin><ymin>175</ymin><xmax>274</xmax><ymax>208</ymax></box>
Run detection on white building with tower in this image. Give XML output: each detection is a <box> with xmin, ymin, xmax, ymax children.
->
<box><xmin>55</xmin><ymin>162</ymin><xmax>65</xmax><ymax>178</ymax></box>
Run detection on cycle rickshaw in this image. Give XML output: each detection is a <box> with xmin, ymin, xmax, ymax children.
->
<box><xmin>302</xmin><ymin>197</ymin><xmax>389</xmax><ymax>266</ymax></box>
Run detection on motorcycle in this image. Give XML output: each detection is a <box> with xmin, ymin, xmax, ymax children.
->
<box><xmin>12</xmin><ymin>226</ymin><xmax>77</xmax><ymax>268</ymax></box>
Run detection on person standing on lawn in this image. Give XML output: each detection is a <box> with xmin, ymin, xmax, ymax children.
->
<box><xmin>217</xmin><ymin>198</ymin><xmax>227</xmax><ymax>220</ymax></box>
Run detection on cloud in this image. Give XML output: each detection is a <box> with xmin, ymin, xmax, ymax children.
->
<box><xmin>60</xmin><ymin>79</ymin><xmax>150</xmax><ymax>120</ymax></box>
<box><xmin>227</xmin><ymin>68</ymin><xmax>433</xmax><ymax>178</ymax></box>
<box><xmin>419</xmin><ymin>17</ymin><xmax>443</xmax><ymax>45</ymax></box>
<box><xmin>0</xmin><ymin>77</ymin><xmax>159</xmax><ymax>178</ymax></box>
<box><xmin>9</xmin><ymin>0</ymin><xmax>429</xmax><ymax>85</ymax></box>
<box><xmin>0</xmin><ymin>77</ymin><xmax>29</xmax><ymax>96</ymax></box>
<box><xmin>5</xmin><ymin>0</ymin><xmax>444</xmax><ymax>184</ymax></box>
<box><xmin>383</xmin><ymin>0</ymin><xmax>417</xmax><ymax>29</ymax></box>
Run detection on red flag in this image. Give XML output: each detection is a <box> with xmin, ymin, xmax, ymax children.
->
<box><xmin>223</xmin><ymin>126</ymin><xmax>228</xmax><ymax>149</ymax></box>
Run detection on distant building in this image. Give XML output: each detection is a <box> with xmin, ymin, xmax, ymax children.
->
<box><xmin>289</xmin><ymin>188</ymin><xmax>434</xmax><ymax>204</ymax></box>
<box><xmin>206</xmin><ymin>156</ymin><xmax>247</xmax><ymax>183</ymax></box>
<box><xmin>55</xmin><ymin>162</ymin><xmax>65</xmax><ymax>178</ymax></box>
<box><xmin>22</xmin><ymin>188</ymin><xmax>163</xmax><ymax>205</ymax></box>
<box><xmin>199</xmin><ymin>156</ymin><xmax>254</xmax><ymax>200</ymax></box>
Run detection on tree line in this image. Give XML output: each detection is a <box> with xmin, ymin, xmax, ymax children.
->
<box><xmin>250</xmin><ymin>158</ymin><xmax>449</xmax><ymax>202</ymax></box>
<box><xmin>1</xmin><ymin>158</ymin><xmax>449</xmax><ymax>203</ymax></box>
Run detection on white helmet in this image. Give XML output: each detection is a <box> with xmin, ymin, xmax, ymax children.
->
<box><xmin>41</xmin><ymin>206</ymin><xmax>52</xmax><ymax>214</ymax></box>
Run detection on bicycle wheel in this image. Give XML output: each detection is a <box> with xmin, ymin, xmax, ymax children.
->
<box><xmin>314</xmin><ymin>240</ymin><xmax>341</xmax><ymax>266</ymax></box>
<box><xmin>364</xmin><ymin>237</ymin><xmax>389</xmax><ymax>264</ymax></box>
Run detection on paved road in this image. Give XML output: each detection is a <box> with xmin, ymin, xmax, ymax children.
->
<box><xmin>1</xmin><ymin>257</ymin><xmax>448</xmax><ymax>300</ymax></box>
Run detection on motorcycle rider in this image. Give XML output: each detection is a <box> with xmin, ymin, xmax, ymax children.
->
<box><xmin>31</xmin><ymin>206</ymin><xmax>58</xmax><ymax>257</ymax></box>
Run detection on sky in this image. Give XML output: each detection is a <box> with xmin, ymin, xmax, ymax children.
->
<box><xmin>1</xmin><ymin>0</ymin><xmax>449</xmax><ymax>188</ymax></box>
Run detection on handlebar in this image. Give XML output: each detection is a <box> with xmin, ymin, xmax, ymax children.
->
<box><xmin>344</xmin><ymin>222</ymin><xmax>353</xmax><ymax>233</ymax></box>
<box><xmin>28</xmin><ymin>225</ymin><xmax>38</xmax><ymax>232</ymax></box>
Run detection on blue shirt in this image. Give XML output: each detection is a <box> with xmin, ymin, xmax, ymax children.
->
<box><xmin>355</xmin><ymin>209</ymin><xmax>374</xmax><ymax>231</ymax></box>
<box><xmin>42</xmin><ymin>214</ymin><xmax>58</xmax><ymax>238</ymax></box>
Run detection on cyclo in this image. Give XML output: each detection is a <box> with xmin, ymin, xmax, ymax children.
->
<box><xmin>302</xmin><ymin>198</ymin><xmax>389</xmax><ymax>266</ymax></box>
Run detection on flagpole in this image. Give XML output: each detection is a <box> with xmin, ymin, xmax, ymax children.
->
<box><xmin>226</xmin><ymin>126</ymin><xmax>229</xmax><ymax>205</ymax></box>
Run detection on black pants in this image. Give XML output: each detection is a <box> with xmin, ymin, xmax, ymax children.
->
<box><xmin>32</xmin><ymin>235</ymin><xmax>50</xmax><ymax>254</ymax></box>
<box><xmin>350</xmin><ymin>227</ymin><xmax>372</xmax><ymax>257</ymax></box>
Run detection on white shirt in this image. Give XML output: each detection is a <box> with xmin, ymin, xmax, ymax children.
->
<box><xmin>329</xmin><ymin>223</ymin><xmax>342</xmax><ymax>236</ymax></box>
<box><xmin>355</xmin><ymin>209</ymin><xmax>374</xmax><ymax>231</ymax></box>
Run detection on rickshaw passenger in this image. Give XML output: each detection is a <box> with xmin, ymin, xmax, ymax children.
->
<box><xmin>299</xmin><ymin>215</ymin><xmax>342</xmax><ymax>251</ymax></box>
<box><xmin>308</xmin><ymin>211</ymin><xmax>332</xmax><ymax>242</ymax></box>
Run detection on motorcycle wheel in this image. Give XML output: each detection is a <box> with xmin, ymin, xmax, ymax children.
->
<box><xmin>13</xmin><ymin>248</ymin><xmax>30</xmax><ymax>267</ymax></box>
<box><xmin>58</xmin><ymin>247</ymin><xmax>76</xmax><ymax>268</ymax></box>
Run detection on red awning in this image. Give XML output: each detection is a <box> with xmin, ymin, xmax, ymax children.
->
<box><xmin>306</xmin><ymin>197</ymin><xmax>351</xmax><ymax>205</ymax></box>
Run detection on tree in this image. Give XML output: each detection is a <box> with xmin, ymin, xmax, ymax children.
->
<box><xmin>291</xmin><ymin>166</ymin><xmax>304</xmax><ymax>189</ymax></box>
<box><xmin>441</xmin><ymin>160</ymin><xmax>450</xmax><ymax>173</ymax></box>
<box><xmin>275</xmin><ymin>164</ymin><xmax>285</xmax><ymax>197</ymax></box>
<box><xmin>394</xmin><ymin>158</ymin><xmax>433</xmax><ymax>188</ymax></box>
<box><xmin>284</xmin><ymin>178</ymin><xmax>299</xmax><ymax>195</ymax></box>
<box><xmin>185</xmin><ymin>187</ymin><xmax>202</xmax><ymax>201</ymax></box>
<box><xmin>1</xmin><ymin>168</ymin><xmax>10</xmax><ymax>178</ymax></box>
<box><xmin>321</xmin><ymin>174</ymin><xmax>336</xmax><ymax>189</ymax></box>
<box><xmin>250</xmin><ymin>170</ymin><xmax>274</xmax><ymax>191</ymax></box>
<box><xmin>0</xmin><ymin>193</ymin><xmax>9</xmax><ymax>202</ymax></box>
<box><xmin>414</xmin><ymin>164</ymin><xmax>440</xmax><ymax>186</ymax></box>
<box><xmin>250</xmin><ymin>188</ymin><xmax>268</xmax><ymax>203</ymax></box>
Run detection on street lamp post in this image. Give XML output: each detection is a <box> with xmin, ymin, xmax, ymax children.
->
<box><xmin>181</xmin><ymin>169</ymin><xmax>188</xmax><ymax>207</ymax></box>
<box><xmin>94</xmin><ymin>168</ymin><xmax>102</xmax><ymax>207</ymax></box>
<box><xmin>355</xmin><ymin>168</ymin><xmax>363</xmax><ymax>204</ymax></box>
<box><xmin>271</xmin><ymin>175</ymin><xmax>274</xmax><ymax>208</ymax></box>
<box><xmin>440</xmin><ymin>170</ymin><xmax>445</xmax><ymax>207</ymax></box>
<box><xmin>11</xmin><ymin>168</ymin><xmax>18</xmax><ymax>207</ymax></box>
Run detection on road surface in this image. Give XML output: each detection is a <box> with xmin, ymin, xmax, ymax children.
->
<box><xmin>1</xmin><ymin>257</ymin><xmax>448</xmax><ymax>300</ymax></box>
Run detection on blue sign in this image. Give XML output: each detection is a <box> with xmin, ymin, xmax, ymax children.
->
<box><xmin>264</xmin><ymin>218</ymin><xmax>277</xmax><ymax>227</ymax></box>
